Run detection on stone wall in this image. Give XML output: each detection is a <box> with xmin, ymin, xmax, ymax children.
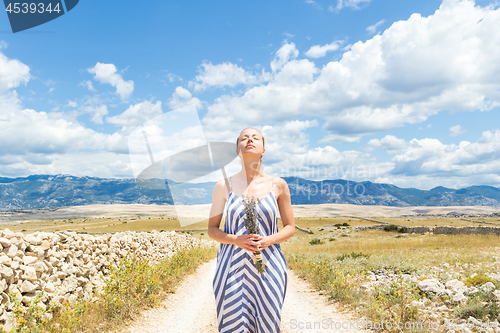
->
<box><xmin>0</xmin><ymin>229</ymin><xmax>216</xmax><ymax>328</ymax></box>
<box><xmin>355</xmin><ymin>225</ymin><xmax>500</xmax><ymax>235</ymax></box>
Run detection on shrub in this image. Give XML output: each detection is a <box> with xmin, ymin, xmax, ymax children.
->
<box><xmin>455</xmin><ymin>298</ymin><xmax>500</xmax><ymax>320</ymax></box>
<box><xmin>464</xmin><ymin>274</ymin><xmax>497</xmax><ymax>287</ymax></box>
<box><xmin>383</xmin><ymin>224</ymin><xmax>399</xmax><ymax>232</ymax></box>
<box><xmin>309</xmin><ymin>238</ymin><xmax>324</xmax><ymax>245</ymax></box>
<box><xmin>383</xmin><ymin>224</ymin><xmax>407</xmax><ymax>233</ymax></box>
<box><xmin>337</xmin><ymin>251</ymin><xmax>371</xmax><ymax>261</ymax></box>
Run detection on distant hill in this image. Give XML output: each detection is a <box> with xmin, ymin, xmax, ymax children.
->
<box><xmin>0</xmin><ymin>174</ymin><xmax>499</xmax><ymax>210</ymax></box>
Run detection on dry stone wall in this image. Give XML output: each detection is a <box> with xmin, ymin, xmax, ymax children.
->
<box><xmin>355</xmin><ymin>225</ymin><xmax>500</xmax><ymax>235</ymax></box>
<box><xmin>0</xmin><ymin>229</ymin><xmax>216</xmax><ymax>328</ymax></box>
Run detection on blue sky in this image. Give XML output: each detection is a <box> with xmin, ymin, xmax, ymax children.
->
<box><xmin>1</xmin><ymin>0</ymin><xmax>500</xmax><ymax>190</ymax></box>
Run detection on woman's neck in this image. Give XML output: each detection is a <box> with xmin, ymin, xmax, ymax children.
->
<box><xmin>241</xmin><ymin>158</ymin><xmax>264</xmax><ymax>183</ymax></box>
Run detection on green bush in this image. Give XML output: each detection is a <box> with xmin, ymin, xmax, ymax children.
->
<box><xmin>383</xmin><ymin>224</ymin><xmax>407</xmax><ymax>233</ymax></box>
<box><xmin>383</xmin><ymin>224</ymin><xmax>399</xmax><ymax>232</ymax></box>
<box><xmin>337</xmin><ymin>251</ymin><xmax>371</xmax><ymax>261</ymax></box>
<box><xmin>309</xmin><ymin>238</ymin><xmax>324</xmax><ymax>245</ymax></box>
<box><xmin>464</xmin><ymin>274</ymin><xmax>497</xmax><ymax>287</ymax></box>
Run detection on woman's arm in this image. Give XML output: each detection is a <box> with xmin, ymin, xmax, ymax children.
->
<box><xmin>208</xmin><ymin>179</ymin><xmax>261</xmax><ymax>253</ymax></box>
<box><xmin>255</xmin><ymin>177</ymin><xmax>295</xmax><ymax>250</ymax></box>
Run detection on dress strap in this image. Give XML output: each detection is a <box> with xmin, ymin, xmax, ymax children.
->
<box><xmin>229</xmin><ymin>177</ymin><xmax>232</xmax><ymax>191</ymax></box>
<box><xmin>223</xmin><ymin>176</ymin><xmax>231</xmax><ymax>194</ymax></box>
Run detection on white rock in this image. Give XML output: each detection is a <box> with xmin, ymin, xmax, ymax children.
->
<box><xmin>0</xmin><ymin>253</ymin><xmax>12</xmax><ymax>266</ymax></box>
<box><xmin>23</xmin><ymin>256</ymin><xmax>38</xmax><ymax>265</ymax></box>
<box><xmin>0</xmin><ymin>266</ymin><xmax>13</xmax><ymax>278</ymax></box>
<box><xmin>417</xmin><ymin>278</ymin><xmax>446</xmax><ymax>295</ymax></box>
<box><xmin>24</xmin><ymin>235</ymin><xmax>42</xmax><ymax>246</ymax></box>
<box><xmin>0</xmin><ymin>279</ymin><xmax>7</xmax><ymax>293</ymax></box>
<box><xmin>20</xmin><ymin>280</ymin><xmax>37</xmax><ymax>293</ymax></box>
<box><xmin>21</xmin><ymin>266</ymin><xmax>37</xmax><ymax>281</ymax></box>
<box><xmin>5</xmin><ymin>244</ymin><xmax>18</xmax><ymax>258</ymax></box>
<box><xmin>40</xmin><ymin>240</ymin><xmax>51</xmax><ymax>251</ymax></box>
<box><xmin>480</xmin><ymin>282</ymin><xmax>495</xmax><ymax>293</ymax></box>
<box><xmin>0</xmin><ymin>238</ymin><xmax>11</xmax><ymax>247</ymax></box>
<box><xmin>43</xmin><ymin>282</ymin><xmax>55</xmax><ymax>294</ymax></box>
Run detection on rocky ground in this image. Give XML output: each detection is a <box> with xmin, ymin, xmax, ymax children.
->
<box><xmin>0</xmin><ymin>229</ymin><xmax>212</xmax><ymax>331</ymax></box>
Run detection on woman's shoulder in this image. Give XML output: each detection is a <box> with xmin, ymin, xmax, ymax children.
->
<box><xmin>272</xmin><ymin>177</ymin><xmax>290</xmax><ymax>198</ymax></box>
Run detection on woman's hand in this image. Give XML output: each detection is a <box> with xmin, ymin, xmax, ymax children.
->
<box><xmin>233</xmin><ymin>234</ymin><xmax>263</xmax><ymax>253</ymax></box>
<box><xmin>254</xmin><ymin>236</ymin><xmax>273</xmax><ymax>251</ymax></box>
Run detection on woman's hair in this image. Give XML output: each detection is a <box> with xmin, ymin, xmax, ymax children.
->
<box><xmin>236</xmin><ymin>127</ymin><xmax>265</xmax><ymax>153</ymax></box>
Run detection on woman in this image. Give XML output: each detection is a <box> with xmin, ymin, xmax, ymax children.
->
<box><xmin>208</xmin><ymin>127</ymin><xmax>295</xmax><ymax>333</ymax></box>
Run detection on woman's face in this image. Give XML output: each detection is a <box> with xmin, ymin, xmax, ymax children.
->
<box><xmin>237</xmin><ymin>128</ymin><xmax>264</xmax><ymax>158</ymax></box>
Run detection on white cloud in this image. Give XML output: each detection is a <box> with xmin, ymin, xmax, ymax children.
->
<box><xmin>0</xmin><ymin>52</ymin><xmax>129</xmax><ymax>177</ymax></box>
<box><xmin>81</xmin><ymin>104</ymin><xmax>108</xmax><ymax>124</ymax></box>
<box><xmin>107</xmin><ymin>100</ymin><xmax>163</xmax><ymax>128</ymax></box>
<box><xmin>370</xmin><ymin>130</ymin><xmax>500</xmax><ymax>187</ymax></box>
<box><xmin>167</xmin><ymin>73</ymin><xmax>183</xmax><ymax>83</ymax></box>
<box><xmin>334</xmin><ymin>0</ymin><xmax>372</xmax><ymax>11</ymax></box>
<box><xmin>79</xmin><ymin>80</ymin><xmax>96</xmax><ymax>92</ymax></box>
<box><xmin>88</xmin><ymin>63</ymin><xmax>134</xmax><ymax>100</ymax></box>
<box><xmin>366</xmin><ymin>19</ymin><xmax>385</xmax><ymax>34</ymax></box>
<box><xmin>66</xmin><ymin>101</ymin><xmax>77</xmax><ymax>108</ymax></box>
<box><xmin>305</xmin><ymin>40</ymin><xmax>343</xmax><ymax>58</ymax></box>
<box><xmin>449</xmin><ymin>124</ymin><xmax>467</xmax><ymax>136</ymax></box>
<box><xmin>189</xmin><ymin>62</ymin><xmax>270</xmax><ymax>93</ymax></box>
<box><xmin>203</xmin><ymin>1</ymin><xmax>500</xmax><ymax>143</ymax></box>
<box><xmin>0</xmin><ymin>51</ymin><xmax>30</xmax><ymax>92</ymax></box>
<box><xmin>305</xmin><ymin>0</ymin><xmax>322</xmax><ymax>9</ymax></box>
<box><xmin>367</xmin><ymin>135</ymin><xmax>409</xmax><ymax>153</ymax></box>
<box><xmin>168</xmin><ymin>86</ymin><xmax>203</xmax><ymax>110</ymax></box>
<box><xmin>270</xmin><ymin>42</ymin><xmax>299</xmax><ymax>72</ymax></box>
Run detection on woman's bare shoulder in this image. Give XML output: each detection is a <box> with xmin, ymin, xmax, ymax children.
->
<box><xmin>273</xmin><ymin>177</ymin><xmax>290</xmax><ymax>197</ymax></box>
<box><xmin>213</xmin><ymin>178</ymin><xmax>231</xmax><ymax>195</ymax></box>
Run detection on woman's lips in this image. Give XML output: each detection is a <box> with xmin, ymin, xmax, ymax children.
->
<box><xmin>246</xmin><ymin>145</ymin><xmax>255</xmax><ymax>148</ymax></box>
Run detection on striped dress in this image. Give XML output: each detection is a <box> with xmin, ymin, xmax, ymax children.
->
<box><xmin>213</xmin><ymin>177</ymin><xmax>288</xmax><ymax>333</ymax></box>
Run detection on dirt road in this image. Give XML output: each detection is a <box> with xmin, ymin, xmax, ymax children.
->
<box><xmin>120</xmin><ymin>258</ymin><xmax>370</xmax><ymax>333</ymax></box>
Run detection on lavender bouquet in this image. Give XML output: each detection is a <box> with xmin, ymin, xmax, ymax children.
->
<box><xmin>241</xmin><ymin>194</ymin><xmax>267</xmax><ymax>274</ymax></box>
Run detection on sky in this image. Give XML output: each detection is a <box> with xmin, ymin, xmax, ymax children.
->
<box><xmin>1</xmin><ymin>0</ymin><xmax>500</xmax><ymax>190</ymax></box>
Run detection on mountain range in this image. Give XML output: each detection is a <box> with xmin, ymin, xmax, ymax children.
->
<box><xmin>1</xmin><ymin>174</ymin><xmax>500</xmax><ymax>210</ymax></box>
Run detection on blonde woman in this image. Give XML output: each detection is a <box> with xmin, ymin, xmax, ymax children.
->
<box><xmin>208</xmin><ymin>127</ymin><xmax>295</xmax><ymax>333</ymax></box>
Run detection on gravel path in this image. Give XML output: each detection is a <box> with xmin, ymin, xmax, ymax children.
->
<box><xmin>120</xmin><ymin>258</ymin><xmax>371</xmax><ymax>333</ymax></box>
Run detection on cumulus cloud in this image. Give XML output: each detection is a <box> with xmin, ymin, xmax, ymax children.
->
<box><xmin>0</xmin><ymin>51</ymin><xmax>131</xmax><ymax>177</ymax></box>
<box><xmin>366</xmin><ymin>19</ymin><xmax>385</xmax><ymax>34</ymax></box>
<box><xmin>168</xmin><ymin>86</ymin><xmax>203</xmax><ymax>110</ymax></box>
<box><xmin>203</xmin><ymin>1</ymin><xmax>500</xmax><ymax>143</ymax></box>
<box><xmin>189</xmin><ymin>62</ymin><xmax>271</xmax><ymax>93</ymax></box>
<box><xmin>372</xmin><ymin>130</ymin><xmax>500</xmax><ymax>182</ymax></box>
<box><xmin>79</xmin><ymin>80</ymin><xmax>96</xmax><ymax>92</ymax></box>
<box><xmin>0</xmin><ymin>51</ymin><xmax>30</xmax><ymax>92</ymax></box>
<box><xmin>449</xmin><ymin>124</ymin><xmax>466</xmax><ymax>136</ymax></box>
<box><xmin>270</xmin><ymin>42</ymin><xmax>299</xmax><ymax>72</ymax></box>
<box><xmin>107</xmin><ymin>100</ymin><xmax>163</xmax><ymax>128</ymax></box>
<box><xmin>305</xmin><ymin>40</ymin><xmax>343</xmax><ymax>58</ymax></box>
<box><xmin>88</xmin><ymin>63</ymin><xmax>134</xmax><ymax>100</ymax></box>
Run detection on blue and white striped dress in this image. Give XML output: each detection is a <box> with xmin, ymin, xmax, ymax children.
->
<box><xmin>213</xmin><ymin>177</ymin><xmax>288</xmax><ymax>333</ymax></box>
